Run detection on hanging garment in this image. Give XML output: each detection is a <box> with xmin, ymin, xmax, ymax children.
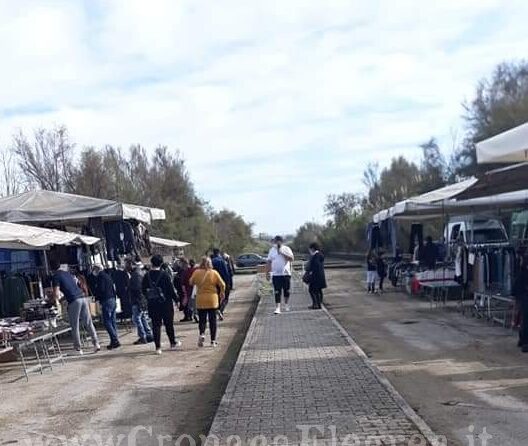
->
<box><xmin>369</xmin><ymin>224</ymin><xmax>381</xmax><ymax>250</ymax></box>
<box><xmin>3</xmin><ymin>275</ymin><xmax>30</xmax><ymax>317</ymax></box>
<box><xmin>389</xmin><ymin>219</ymin><xmax>398</xmax><ymax>257</ymax></box>
<box><xmin>504</xmin><ymin>250</ymin><xmax>513</xmax><ymax>296</ymax></box>
<box><xmin>111</xmin><ymin>268</ymin><xmax>132</xmax><ymax>318</ymax></box>
<box><xmin>122</xmin><ymin>221</ymin><xmax>137</xmax><ymax>255</ymax></box>
<box><xmin>104</xmin><ymin>221</ymin><xmax>125</xmax><ymax>261</ymax></box>
<box><xmin>409</xmin><ymin>223</ymin><xmax>423</xmax><ymax>255</ymax></box>
<box><xmin>380</xmin><ymin>220</ymin><xmax>390</xmax><ymax>250</ymax></box>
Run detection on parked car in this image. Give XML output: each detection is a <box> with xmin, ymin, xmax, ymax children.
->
<box><xmin>236</xmin><ymin>253</ymin><xmax>267</xmax><ymax>268</ymax></box>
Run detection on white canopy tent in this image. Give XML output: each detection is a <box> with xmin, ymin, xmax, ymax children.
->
<box><xmin>0</xmin><ymin>221</ymin><xmax>99</xmax><ymax>250</ymax></box>
<box><xmin>150</xmin><ymin>237</ymin><xmax>190</xmax><ymax>249</ymax></box>
<box><xmin>372</xmin><ymin>178</ymin><xmax>478</xmax><ymax>222</ymax></box>
<box><xmin>476</xmin><ymin>122</ymin><xmax>528</xmax><ymax>164</ymax></box>
<box><xmin>0</xmin><ymin>190</ymin><xmax>165</xmax><ymax>225</ymax></box>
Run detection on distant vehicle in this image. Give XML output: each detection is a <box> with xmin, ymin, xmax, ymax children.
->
<box><xmin>236</xmin><ymin>253</ymin><xmax>267</xmax><ymax>268</ymax></box>
<box><xmin>445</xmin><ymin>216</ymin><xmax>508</xmax><ymax>253</ymax></box>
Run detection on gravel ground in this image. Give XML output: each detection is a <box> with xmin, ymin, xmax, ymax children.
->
<box><xmin>0</xmin><ymin>275</ymin><xmax>258</xmax><ymax>446</ymax></box>
<box><xmin>324</xmin><ymin>268</ymin><xmax>528</xmax><ymax>446</ymax></box>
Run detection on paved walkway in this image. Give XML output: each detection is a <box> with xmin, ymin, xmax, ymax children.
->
<box><xmin>207</xmin><ymin>276</ymin><xmax>439</xmax><ymax>446</ymax></box>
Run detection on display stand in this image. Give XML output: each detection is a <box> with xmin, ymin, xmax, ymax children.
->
<box><xmin>12</xmin><ymin>325</ymin><xmax>71</xmax><ymax>381</ymax></box>
<box><xmin>421</xmin><ymin>280</ymin><xmax>461</xmax><ymax>309</ymax></box>
<box><xmin>473</xmin><ymin>291</ymin><xmax>515</xmax><ymax>327</ymax></box>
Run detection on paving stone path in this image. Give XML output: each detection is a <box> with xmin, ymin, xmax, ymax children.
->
<box><xmin>207</xmin><ymin>277</ymin><xmax>437</xmax><ymax>446</ymax></box>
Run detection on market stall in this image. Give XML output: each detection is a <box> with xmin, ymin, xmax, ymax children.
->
<box><xmin>0</xmin><ymin>221</ymin><xmax>100</xmax><ymax>380</ymax></box>
<box><xmin>150</xmin><ymin>236</ymin><xmax>190</xmax><ymax>259</ymax></box>
<box><xmin>0</xmin><ymin>190</ymin><xmax>165</xmax><ymax>264</ymax></box>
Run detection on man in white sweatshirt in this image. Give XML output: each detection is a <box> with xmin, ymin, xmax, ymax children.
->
<box><xmin>266</xmin><ymin>235</ymin><xmax>294</xmax><ymax>314</ymax></box>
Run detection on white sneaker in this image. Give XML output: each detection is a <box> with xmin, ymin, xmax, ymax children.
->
<box><xmin>211</xmin><ymin>341</ymin><xmax>219</xmax><ymax>348</ymax></box>
<box><xmin>198</xmin><ymin>335</ymin><xmax>205</xmax><ymax>347</ymax></box>
<box><xmin>274</xmin><ymin>305</ymin><xmax>281</xmax><ymax>315</ymax></box>
<box><xmin>171</xmin><ymin>340</ymin><xmax>182</xmax><ymax>349</ymax></box>
<box><xmin>284</xmin><ymin>304</ymin><xmax>291</xmax><ymax>312</ymax></box>
<box><xmin>72</xmin><ymin>349</ymin><xmax>84</xmax><ymax>356</ymax></box>
<box><xmin>93</xmin><ymin>343</ymin><xmax>101</xmax><ymax>353</ymax></box>
<box><xmin>155</xmin><ymin>349</ymin><xmax>162</xmax><ymax>355</ymax></box>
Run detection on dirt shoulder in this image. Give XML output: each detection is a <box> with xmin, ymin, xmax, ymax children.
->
<box><xmin>325</xmin><ymin>268</ymin><xmax>528</xmax><ymax>446</ymax></box>
<box><xmin>0</xmin><ymin>275</ymin><xmax>258</xmax><ymax>446</ymax></box>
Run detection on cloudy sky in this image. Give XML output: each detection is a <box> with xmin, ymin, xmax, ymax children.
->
<box><xmin>1</xmin><ymin>1</ymin><xmax>527</xmax><ymax>234</ymax></box>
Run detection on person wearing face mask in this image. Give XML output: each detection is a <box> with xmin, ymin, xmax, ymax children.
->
<box><xmin>304</xmin><ymin>242</ymin><xmax>327</xmax><ymax>309</ymax></box>
<box><xmin>266</xmin><ymin>235</ymin><xmax>295</xmax><ymax>314</ymax></box>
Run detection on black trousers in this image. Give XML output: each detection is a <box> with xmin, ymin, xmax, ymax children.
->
<box><xmin>520</xmin><ymin>298</ymin><xmax>528</xmax><ymax>347</ymax></box>
<box><xmin>379</xmin><ymin>276</ymin><xmax>385</xmax><ymax>291</ymax></box>
<box><xmin>198</xmin><ymin>309</ymin><xmax>217</xmax><ymax>341</ymax></box>
<box><xmin>272</xmin><ymin>276</ymin><xmax>291</xmax><ymax>304</ymax></box>
<box><xmin>309</xmin><ymin>285</ymin><xmax>323</xmax><ymax>308</ymax></box>
<box><xmin>219</xmin><ymin>285</ymin><xmax>231</xmax><ymax>312</ymax></box>
<box><xmin>148</xmin><ymin>302</ymin><xmax>176</xmax><ymax>349</ymax></box>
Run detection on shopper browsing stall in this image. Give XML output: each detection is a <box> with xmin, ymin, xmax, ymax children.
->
<box><xmin>51</xmin><ymin>259</ymin><xmax>100</xmax><ymax>355</ymax></box>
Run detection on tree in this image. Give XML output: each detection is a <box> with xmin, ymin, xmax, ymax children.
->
<box><xmin>72</xmin><ymin>147</ymin><xmax>112</xmax><ymax>198</ymax></box>
<box><xmin>212</xmin><ymin>210</ymin><xmax>253</xmax><ymax>256</ymax></box>
<box><xmin>12</xmin><ymin>126</ymin><xmax>75</xmax><ymax>191</ymax></box>
<box><xmin>454</xmin><ymin>60</ymin><xmax>528</xmax><ymax>176</ymax></box>
<box><xmin>419</xmin><ymin>137</ymin><xmax>446</xmax><ymax>192</ymax></box>
<box><xmin>292</xmin><ymin>222</ymin><xmax>325</xmax><ymax>253</ymax></box>
<box><xmin>324</xmin><ymin>193</ymin><xmax>362</xmax><ymax>228</ymax></box>
<box><xmin>0</xmin><ymin>148</ymin><xmax>21</xmax><ymax>197</ymax></box>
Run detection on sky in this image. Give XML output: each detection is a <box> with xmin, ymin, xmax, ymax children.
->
<box><xmin>0</xmin><ymin>1</ymin><xmax>528</xmax><ymax>235</ymax></box>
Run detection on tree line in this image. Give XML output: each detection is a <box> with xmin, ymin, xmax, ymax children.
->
<box><xmin>0</xmin><ymin>130</ymin><xmax>253</xmax><ymax>258</ymax></box>
<box><xmin>293</xmin><ymin>60</ymin><xmax>528</xmax><ymax>254</ymax></box>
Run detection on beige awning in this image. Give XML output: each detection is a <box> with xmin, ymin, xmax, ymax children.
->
<box><xmin>150</xmin><ymin>236</ymin><xmax>190</xmax><ymax>248</ymax></box>
<box><xmin>0</xmin><ymin>221</ymin><xmax>99</xmax><ymax>250</ymax></box>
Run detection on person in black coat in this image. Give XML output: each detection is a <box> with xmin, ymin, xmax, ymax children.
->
<box><xmin>142</xmin><ymin>254</ymin><xmax>181</xmax><ymax>355</ymax></box>
<box><xmin>376</xmin><ymin>251</ymin><xmax>387</xmax><ymax>294</ymax></box>
<box><xmin>92</xmin><ymin>264</ymin><xmax>120</xmax><ymax>350</ymax></box>
<box><xmin>305</xmin><ymin>242</ymin><xmax>327</xmax><ymax>309</ymax></box>
<box><xmin>513</xmin><ymin>252</ymin><xmax>528</xmax><ymax>353</ymax></box>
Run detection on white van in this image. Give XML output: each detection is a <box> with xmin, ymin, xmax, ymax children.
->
<box><xmin>445</xmin><ymin>216</ymin><xmax>508</xmax><ymax>245</ymax></box>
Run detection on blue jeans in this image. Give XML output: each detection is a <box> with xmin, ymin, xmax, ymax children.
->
<box><xmin>132</xmin><ymin>304</ymin><xmax>152</xmax><ymax>341</ymax></box>
<box><xmin>101</xmin><ymin>298</ymin><xmax>119</xmax><ymax>344</ymax></box>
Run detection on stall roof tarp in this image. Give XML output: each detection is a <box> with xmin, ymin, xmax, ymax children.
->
<box><xmin>150</xmin><ymin>236</ymin><xmax>190</xmax><ymax>248</ymax></box>
<box><xmin>0</xmin><ymin>221</ymin><xmax>99</xmax><ymax>250</ymax></box>
<box><xmin>373</xmin><ymin>178</ymin><xmax>477</xmax><ymax>222</ymax></box>
<box><xmin>0</xmin><ymin>190</ymin><xmax>165</xmax><ymax>224</ymax></box>
<box><xmin>455</xmin><ymin>162</ymin><xmax>528</xmax><ymax>200</ymax></box>
<box><xmin>448</xmin><ymin>189</ymin><xmax>528</xmax><ymax>214</ymax></box>
<box><xmin>477</xmin><ymin>122</ymin><xmax>528</xmax><ymax>164</ymax></box>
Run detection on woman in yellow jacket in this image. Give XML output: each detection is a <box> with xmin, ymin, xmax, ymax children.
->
<box><xmin>190</xmin><ymin>257</ymin><xmax>226</xmax><ymax>347</ymax></box>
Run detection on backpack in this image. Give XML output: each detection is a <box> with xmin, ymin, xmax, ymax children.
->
<box><xmin>145</xmin><ymin>272</ymin><xmax>166</xmax><ymax>303</ymax></box>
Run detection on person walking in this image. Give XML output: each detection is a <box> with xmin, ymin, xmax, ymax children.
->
<box><xmin>366</xmin><ymin>250</ymin><xmax>377</xmax><ymax>294</ymax></box>
<box><xmin>92</xmin><ymin>263</ymin><xmax>121</xmax><ymax>350</ymax></box>
<box><xmin>173</xmin><ymin>259</ymin><xmax>189</xmax><ymax>322</ymax></box>
<box><xmin>50</xmin><ymin>259</ymin><xmax>100</xmax><ymax>355</ymax></box>
<box><xmin>182</xmin><ymin>258</ymin><xmax>198</xmax><ymax>323</ymax></box>
<box><xmin>190</xmin><ymin>257</ymin><xmax>226</xmax><ymax>347</ymax></box>
<box><xmin>142</xmin><ymin>254</ymin><xmax>181</xmax><ymax>355</ymax></box>
<box><xmin>514</xmin><ymin>251</ymin><xmax>528</xmax><ymax>352</ymax></box>
<box><xmin>376</xmin><ymin>251</ymin><xmax>387</xmax><ymax>294</ymax></box>
<box><xmin>211</xmin><ymin>248</ymin><xmax>232</xmax><ymax>319</ymax></box>
<box><xmin>305</xmin><ymin>242</ymin><xmax>326</xmax><ymax>309</ymax></box>
<box><xmin>266</xmin><ymin>236</ymin><xmax>295</xmax><ymax>314</ymax></box>
<box><xmin>127</xmin><ymin>258</ymin><xmax>153</xmax><ymax>345</ymax></box>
